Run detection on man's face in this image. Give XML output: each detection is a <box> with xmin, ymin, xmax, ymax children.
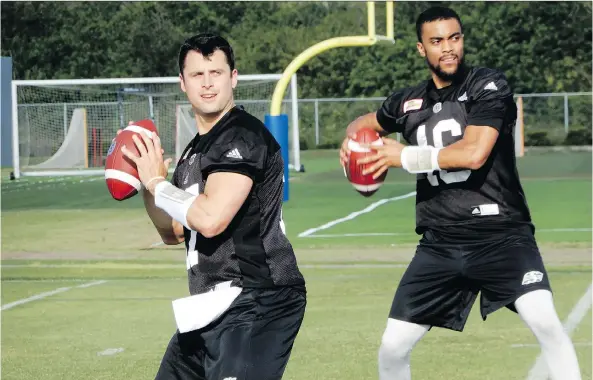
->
<box><xmin>417</xmin><ymin>18</ymin><xmax>465</xmax><ymax>82</ymax></box>
<box><xmin>180</xmin><ymin>50</ymin><xmax>237</xmax><ymax>117</ymax></box>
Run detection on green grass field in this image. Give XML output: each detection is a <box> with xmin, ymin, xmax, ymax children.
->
<box><xmin>2</xmin><ymin>149</ymin><xmax>592</xmax><ymax>380</ymax></box>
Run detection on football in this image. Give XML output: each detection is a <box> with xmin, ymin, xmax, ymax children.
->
<box><xmin>104</xmin><ymin>119</ymin><xmax>158</xmax><ymax>201</ymax></box>
<box><xmin>345</xmin><ymin>127</ymin><xmax>387</xmax><ymax>197</ymax></box>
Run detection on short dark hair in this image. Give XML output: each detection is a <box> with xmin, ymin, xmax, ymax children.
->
<box><xmin>415</xmin><ymin>6</ymin><xmax>463</xmax><ymax>42</ymax></box>
<box><xmin>178</xmin><ymin>33</ymin><xmax>235</xmax><ymax>75</ymax></box>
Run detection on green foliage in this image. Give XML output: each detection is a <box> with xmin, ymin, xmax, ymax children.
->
<box><xmin>525</xmin><ymin>131</ymin><xmax>553</xmax><ymax>146</ymax></box>
<box><xmin>2</xmin><ymin>2</ymin><xmax>591</xmax><ymax>147</ymax></box>
<box><xmin>2</xmin><ymin>1</ymin><xmax>591</xmax><ymax>96</ymax></box>
<box><xmin>564</xmin><ymin>129</ymin><xmax>593</xmax><ymax>146</ymax></box>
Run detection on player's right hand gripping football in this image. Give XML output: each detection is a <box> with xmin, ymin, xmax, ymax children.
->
<box><xmin>119</xmin><ymin>126</ymin><xmax>172</xmax><ymax>194</ymax></box>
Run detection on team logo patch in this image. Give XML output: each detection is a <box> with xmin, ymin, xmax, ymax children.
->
<box><xmin>189</xmin><ymin>153</ymin><xmax>196</xmax><ymax>165</ymax></box>
<box><xmin>403</xmin><ymin>99</ymin><xmax>423</xmax><ymax>113</ymax></box>
<box><xmin>433</xmin><ymin>102</ymin><xmax>442</xmax><ymax>113</ymax></box>
<box><xmin>522</xmin><ymin>271</ymin><xmax>543</xmax><ymax>285</ymax></box>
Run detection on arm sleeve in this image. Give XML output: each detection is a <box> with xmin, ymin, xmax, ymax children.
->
<box><xmin>467</xmin><ymin>71</ymin><xmax>514</xmax><ymax>131</ymax></box>
<box><xmin>201</xmin><ymin>128</ymin><xmax>266</xmax><ymax>181</ymax></box>
<box><xmin>376</xmin><ymin>91</ymin><xmax>406</xmax><ymax>134</ymax></box>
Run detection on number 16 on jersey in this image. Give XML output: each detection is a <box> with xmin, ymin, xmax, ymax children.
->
<box><xmin>416</xmin><ymin>119</ymin><xmax>471</xmax><ymax>186</ymax></box>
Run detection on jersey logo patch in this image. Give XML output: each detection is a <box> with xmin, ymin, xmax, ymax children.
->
<box><xmin>484</xmin><ymin>81</ymin><xmax>498</xmax><ymax>91</ymax></box>
<box><xmin>432</xmin><ymin>102</ymin><xmax>442</xmax><ymax>113</ymax></box>
<box><xmin>522</xmin><ymin>271</ymin><xmax>543</xmax><ymax>285</ymax></box>
<box><xmin>189</xmin><ymin>153</ymin><xmax>196</xmax><ymax>165</ymax></box>
<box><xmin>403</xmin><ymin>99</ymin><xmax>423</xmax><ymax>113</ymax></box>
<box><xmin>226</xmin><ymin>148</ymin><xmax>243</xmax><ymax>159</ymax></box>
<box><xmin>458</xmin><ymin>92</ymin><xmax>468</xmax><ymax>102</ymax></box>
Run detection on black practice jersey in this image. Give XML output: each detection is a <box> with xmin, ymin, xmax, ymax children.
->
<box><xmin>376</xmin><ymin>66</ymin><xmax>533</xmax><ymax>237</ymax></box>
<box><xmin>172</xmin><ymin>106</ymin><xmax>305</xmax><ymax>294</ymax></box>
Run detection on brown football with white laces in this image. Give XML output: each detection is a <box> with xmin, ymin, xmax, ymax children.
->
<box><xmin>345</xmin><ymin>127</ymin><xmax>387</xmax><ymax>197</ymax></box>
<box><xmin>105</xmin><ymin>119</ymin><xmax>158</xmax><ymax>201</ymax></box>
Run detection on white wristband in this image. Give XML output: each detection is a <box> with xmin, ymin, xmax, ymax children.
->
<box><xmin>401</xmin><ymin>145</ymin><xmax>442</xmax><ymax>174</ymax></box>
<box><xmin>154</xmin><ymin>181</ymin><xmax>197</xmax><ymax>230</ymax></box>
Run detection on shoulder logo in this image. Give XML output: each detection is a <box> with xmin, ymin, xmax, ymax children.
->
<box><xmin>403</xmin><ymin>99</ymin><xmax>423</xmax><ymax>113</ymax></box>
<box><xmin>226</xmin><ymin>148</ymin><xmax>243</xmax><ymax>159</ymax></box>
<box><xmin>432</xmin><ymin>102</ymin><xmax>442</xmax><ymax>113</ymax></box>
<box><xmin>484</xmin><ymin>82</ymin><xmax>498</xmax><ymax>91</ymax></box>
<box><xmin>188</xmin><ymin>153</ymin><xmax>196</xmax><ymax>165</ymax></box>
<box><xmin>458</xmin><ymin>92</ymin><xmax>468</xmax><ymax>102</ymax></box>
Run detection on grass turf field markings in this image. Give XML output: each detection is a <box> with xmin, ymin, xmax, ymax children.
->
<box><xmin>512</xmin><ymin>342</ymin><xmax>592</xmax><ymax>348</ymax></box>
<box><xmin>297</xmin><ymin>191</ymin><xmax>417</xmax><ymax>238</ymax></box>
<box><xmin>97</xmin><ymin>348</ymin><xmax>125</xmax><ymax>356</ymax></box>
<box><xmin>525</xmin><ymin>283</ymin><xmax>592</xmax><ymax>380</ymax></box>
<box><xmin>1</xmin><ymin>280</ymin><xmax>107</xmax><ymax>310</ymax></box>
<box><xmin>303</xmin><ymin>228</ymin><xmax>592</xmax><ymax>238</ymax></box>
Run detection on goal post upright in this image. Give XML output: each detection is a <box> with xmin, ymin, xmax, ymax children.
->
<box><xmin>11</xmin><ymin>80</ymin><xmax>20</xmax><ymax>179</ymax></box>
<box><xmin>265</xmin><ymin>1</ymin><xmax>395</xmax><ymax>201</ymax></box>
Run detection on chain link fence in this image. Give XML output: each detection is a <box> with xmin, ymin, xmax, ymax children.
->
<box><xmin>293</xmin><ymin>92</ymin><xmax>592</xmax><ymax>149</ymax></box>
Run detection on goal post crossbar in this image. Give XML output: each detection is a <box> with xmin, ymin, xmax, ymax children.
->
<box><xmin>11</xmin><ymin>74</ymin><xmax>285</xmax><ymax>87</ymax></box>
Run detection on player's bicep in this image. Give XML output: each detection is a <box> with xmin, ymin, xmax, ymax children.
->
<box><xmin>203</xmin><ymin>172</ymin><xmax>253</xmax><ymax>225</ymax></box>
<box><xmin>462</xmin><ymin>125</ymin><xmax>499</xmax><ymax>164</ymax></box>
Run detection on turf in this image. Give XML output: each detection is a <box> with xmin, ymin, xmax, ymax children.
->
<box><xmin>2</xmin><ymin>149</ymin><xmax>591</xmax><ymax>380</ymax></box>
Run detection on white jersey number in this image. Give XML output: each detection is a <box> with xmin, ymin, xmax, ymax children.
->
<box><xmin>416</xmin><ymin>119</ymin><xmax>471</xmax><ymax>186</ymax></box>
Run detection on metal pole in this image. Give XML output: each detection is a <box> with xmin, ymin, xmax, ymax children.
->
<box><xmin>564</xmin><ymin>94</ymin><xmax>569</xmax><ymax>134</ymax></box>
<box><xmin>315</xmin><ymin>99</ymin><xmax>319</xmax><ymax>146</ymax></box>
<box><xmin>63</xmin><ymin>104</ymin><xmax>68</xmax><ymax>135</ymax></box>
<box><xmin>117</xmin><ymin>90</ymin><xmax>124</xmax><ymax>130</ymax></box>
<box><xmin>148</xmin><ymin>95</ymin><xmax>154</xmax><ymax>121</ymax></box>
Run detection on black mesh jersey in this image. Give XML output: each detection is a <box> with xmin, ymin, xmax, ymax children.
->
<box><xmin>172</xmin><ymin>106</ymin><xmax>305</xmax><ymax>295</ymax></box>
<box><xmin>376</xmin><ymin>66</ymin><xmax>533</xmax><ymax>238</ymax></box>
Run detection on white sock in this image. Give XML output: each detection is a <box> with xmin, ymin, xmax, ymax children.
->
<box><xmin>378</xmin><ymin>318</ymin><xmax>430</xmax><ymax>380</ymax></box>
<box><xmin>515</xmin><ymin>289</ymin><xmax>582</xmax><ymax>380</ymax></box>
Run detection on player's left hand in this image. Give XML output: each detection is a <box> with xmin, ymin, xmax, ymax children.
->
<box><xmin>120</xmin><ymin>131</ymin><xmax>172</xmax><ymax>193</ymax></box>
<box><xmin>358</xmin><ymin>137</ymin><xmax>405</xmax><ymax>179</ymax></box>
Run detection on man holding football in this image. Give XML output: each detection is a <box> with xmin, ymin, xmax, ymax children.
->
<box><xmin>120</xmin><ymin>33</ymin><xmax>306</xmax><ymax>380</ymax></box>
<box><xmin>340</xmin><ymin>6</ymin><xmax>582</xmax><ymax>380</ymax></box>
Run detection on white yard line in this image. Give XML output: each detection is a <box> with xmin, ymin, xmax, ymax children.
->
<box><xmin>525</xmin><ymin>284</ymin><xmax>593</xmax><ymax>380</ymax></box>
<box><xmin>297</xmin><ymin>191</ymin><xmax>417</xmax><ymax>238</ymax></box>
<box><xmin>1</xmin><ymin>280</ymin><xmax>107</xmax><ymax>311</ymax></box>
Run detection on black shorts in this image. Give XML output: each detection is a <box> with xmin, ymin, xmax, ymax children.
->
<box><xmin>389</xmin><ymin>227</ymin><xmax>551</xmax><ymax>332</ymax></box>
<box><xmin>155</xmin><ymin>286</ymin><xmax>306</xmax><ymax>380</ymax></box>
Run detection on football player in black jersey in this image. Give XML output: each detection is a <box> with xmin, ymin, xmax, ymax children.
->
<box><xmin>122</xmin><ymin>33</ymin><xmax>306</xmax><ymax>380</ymax></box>
<box><xmin>340</xmin><ymin>7</ymin><xmax>581</xmax><ymax>380</ymax></box>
